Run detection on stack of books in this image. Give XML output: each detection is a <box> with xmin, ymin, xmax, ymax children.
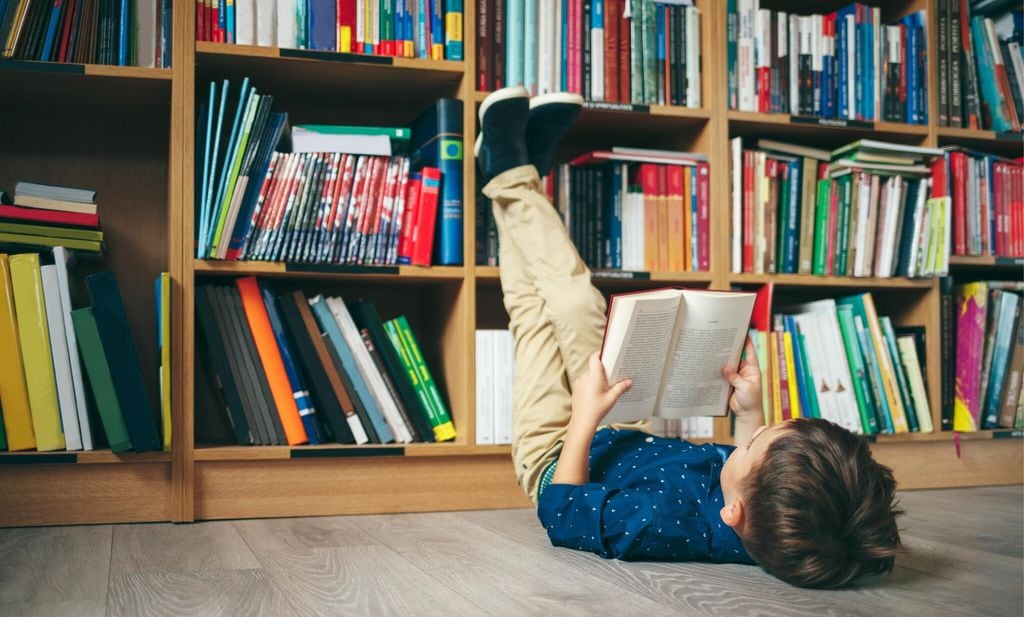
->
<box><xmin>727</xmin><ymin>2</ymin><xmax>928</xmax><ymax>124</ymax></box>
<box><xmin>953</xmin><ymin>281</ymin><xmax>1024</xmax><ymax>432</ymax></box>
<box><xmin>474</xmin><ymin>329</ymin><xmax>513</xmax><ymax>446</ymax></box>
<box><xmin>730</xmin><ymin>138</ymin><xmax>951</xmax><ymax>278</ymax></box>
<box><xmin>936</xmin><ymin>1</ymin><xmax>1023</xmax><ymax>132</ymax></box>
<box><xmin>197</xmin><ymin>279</ymin><xmax>455</xmax><ymax>446</ymax></box>
<box><xmin>195</xmin><ymin>0</ymin><xmax>464</xmax><ymax>61</ymax></box>
<box><xmin>942</xmin><ymin>148</ymin><xmax>1024</xmax><ymax>258</ymax></box>
<box><xmin>478</xmin><ymin>0</ymin><xmax>702</xmax><ymax>107</ymax></box>
<box><xmin>750</xmin><ymin>286</ymin><xmax>933</xmax><ymax>436</ymax></box>
<box><xmin>0</xmin><ymin>0</ymin><xmax>172</xmax><ymax>67</ymax></box>
<box><xmin>0</xmin><ymin>182</ymin><xmax>104</xmax><ymax>255</ymax></box>
<box><xmin>196</xmin><ymin>78</ymin><xmax>463</xmax><ymax>266</ymax></box>
<box><xmin>0</xmin><ymin>251</ymin><xmax>166</xmax><ymax>453</ymax></box>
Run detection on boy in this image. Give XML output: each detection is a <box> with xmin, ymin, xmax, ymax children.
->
<box><xmin>477</xmin><ymin>86</ymin><xmax>903</xmax><ymax>589</ymax></box>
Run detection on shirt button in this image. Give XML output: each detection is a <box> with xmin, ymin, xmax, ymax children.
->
<box><xmin>645</xmin><ymin>437</ymin><xmax>654</xmax><ymax>443</ymax></box>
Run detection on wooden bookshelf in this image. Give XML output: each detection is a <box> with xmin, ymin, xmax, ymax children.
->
<box><xmin>2</xmin><ymin>0</ymin><xmax>1021</xmax><ymax>528</ymax></box>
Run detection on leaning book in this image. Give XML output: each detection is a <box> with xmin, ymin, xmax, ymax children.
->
<box><xmin>600</xmin><ymin>288</ymin><xmax>757</xmax><ymax>424</ymax></box>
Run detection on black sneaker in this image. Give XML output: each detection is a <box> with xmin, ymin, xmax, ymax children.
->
<box><xmin>526</xmin><ymin>92</ymin><xmax>584</xmax><ymax>178</ymax></box>
<box><xmin>475</xmin><ymin>86</ymin><xmax>531</xmax><ymax>183</ymax></box>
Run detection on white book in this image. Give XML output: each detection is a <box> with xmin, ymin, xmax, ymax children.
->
<box><xmin>494</xmin><ymin>330</ymin><xmax>514</xmax><ymax>444</ymax></box>
<box><xmin>793</xmin><ymin>301</ymin><xmax>862</xmax><ymax>433</ymax></box>
<box><xmin>135</xmin><ymin>0</ymin><xmax>157</xmax><ymax>68</ymax></box>
<box><xmin>601</xmin><ymin>288</ymin><xmax>756</xmax><ymax>423</ymax></box>
<box><xmin>685</xmin><ymin>6</ymin><xmax>700</xmax><ymax>107</ymax></box>
<box><xmin>1009</xmin><ymin>42</ymin><xmax>1024</xmax><ymax>107</ymax></box>
<box><xmin>789</xmin><ymin>14</ymin><xmax>799</xmax><ymax>114</ymax></box>
<box><xmin>475</xmin><ymin>330</ymin><xmax>495</xmax><ymax>445</ymax></box>
<box><xmin>591</xmin><ymin>1</ymin><xmax>605</xmax><ymax>101</ymax></box>
<box><xmin>537</xmin><ymin>0</ymin><xmax>554</xmax><ymax>94</ymax></box>
<box><xmin>256</xmin><ymin>0</ymin><xmax>277</xmax><ymax>46</ymax></box>
<box><xmin>277</xmin><ymin>0</ymin><xmax>298</xmax><ymax>49</ymax></box>
<box><xmin>53</xmin><ymin>248</ymin><xmax>92</xmax><ymax>450</ymax></box>
<box><xmin>235</xmin><ymin>0</ymin><xmax>256</xmax><ymax>45</ymax></box>
<box><xmin>852</xmin><ymin>172</ymin><xmax>872</xmax><ymax>277</ymax></box>
<box><xmin>41</xmin><ymin>265</ymin><xmax>83</xmax><ymax>451</ymax></box>
<box><xmin>737</xmin><ymin>0</ymin><xmax>756</xmax><ymax>111</ymax></box>
<box><xmin>325</xmin><ymin>297</ymin><xmax>414</xmax><ymax>443</ymax></box>
<box><xmin>791</xmin><ymin>312</ymin><xmax>838</xmax><ymax>425</ymax></box>
<box><xmin>730</xmin><ymin>136</ymin><xmax>742</xmax><ymax>273</ymax></box>
<box><xmin>896</xmin><ymin>336</ymin><xmax>933</xmax><ymax>433</ymax></box>
<box><xmin>845</xmin><ymin>13</ymin><xmax>855</xmax><ymax>119</ymax></box>
<box><xmin>877</xmin><ymin>176</ymin><xmax>902</xmax><ymax>277</ymax></box>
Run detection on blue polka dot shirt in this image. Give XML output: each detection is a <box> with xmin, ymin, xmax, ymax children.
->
<box><xmin>537</xmin><ymin>428</ymin><xmax>754</xmax><ymax>564</ymax></box>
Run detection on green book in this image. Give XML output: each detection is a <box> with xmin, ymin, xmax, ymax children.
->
<box><xmin>0</xmin><ymin>232</ymin><xmax>102</xmax><ymax>253</ymax></box>
<box><xmin>71</xmin><ymin>307</ymin><xmax>132</xmax><ymax>452</ymax></box>
<box><xmin>383</xmin><ymin>320</ymin><xmax>438</xmax><ymax>429</ymax></box>
<box><xmin>811</xmin><ymin>179</ymin><xmax>831</xmax><ymax>275</ymax></box>
<box><xmin>834</xmin><ymin>174</ymin><xmax>853</xmax><ymax>275</ymax></box>
<box><xmin>794</xmin><ymin>330</ymin><xmax>820</xmax><ymax>420</ymax></box>
<box><xmin>0</xmin><ymin>222</ymin><xmax>104</xmax><ymax>242</ymax></box>
<box><xmin>392</xmin><ymin>315</ymin><xmax>456</xmax><ymax>442</ymax></box>
<box><xmin>776</xmin><ymin>162</ymin><xmax>791</xmax><ymax>271</ymax></box>
<box><xmin>836</xmin><ymin>306</ymin><xmax>880</xmax><ymax>434</ymax></box>
<box><xmin>210</xmin><ymin>90</ymin><xmax>261</xmax><ymax>254</ymax></box>
<box><xmin>641</xmin><ymin>0</ymin><xmax>657</xmax><ymax>105</ymax></box>
<box><xmin>630</xmin><ymin>0</ymin><xmax>644</xmax><ymax>103</ymax></box>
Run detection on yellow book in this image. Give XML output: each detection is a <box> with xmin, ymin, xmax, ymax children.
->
<box><xmin>783</xmin><ymin>331</ymin><xmax>802</xmax><ymax>419</ymax></box>
<box><xmin>159</xmin><ymin>272</ymin><xmax>172</xmax><ymax>451</ymax></box>
<box><xmin>0</xmin><ymin>254</ymin><xmax>36</xmax><ymax>451</ymax></box>
<box><xmin>862</xmin><ymin>295</ymin><xmax>909</xmax><ymax>433</ymax></box>
<box><xmin>9</xmin><ymin>253</ymin><xmax>64</xmax><ymax>451</ymax></box>
<box><xmin>340</xmin><ymin>25</ymin><xmax>352</xmax><ymax>53</ymax></box>
<box><xmin>769</xmin><ymin>331</ymin><xmax>782</xmax><ymax>425</ymax></box>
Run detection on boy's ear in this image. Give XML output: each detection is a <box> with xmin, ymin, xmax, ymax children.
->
<box><xmin>720</xmin><ymin>499</ymin><xmax>745</xmax><ymax>531</ymax></box>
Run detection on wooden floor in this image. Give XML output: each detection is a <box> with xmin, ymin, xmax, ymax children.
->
<box><xmin>0</xmin><ymin>485</ymin><xmax>1020</xmax><ymax>617</ymax></box>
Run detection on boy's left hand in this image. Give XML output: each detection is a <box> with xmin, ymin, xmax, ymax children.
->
<box><xmin>570</xmin><ymin>353</ymin><xmax>632</xmax><ymax>430</ymax></box>
<box><xmin>723</xmin><ymin>336</ymin><xmax>763</xmax><ymax>417</ymax></box>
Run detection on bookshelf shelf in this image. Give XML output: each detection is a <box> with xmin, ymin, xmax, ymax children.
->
<box><xmin>727</xmin><ymin>110</ymin><xmax>930</xmax><ymax>143</ymax></box>
<box><xmin>194</xmin><ymin>259</ymin><xmax>466</xmax><ymax>282</ymax></box>
<box><xmin>0</xmin><ymin>450</ymin><xmax>172</xmax><ymax>464</ymax></box>
<box><xmin>728</xmin><ymin>273</ymin><xmax>936</xmax><ymax>289</ymax></box>
<box><xmin>949</xmin><ymin>255</ymin><xmax>1024</xmax><ymax>269</ymax></box>
<box><xmin>192</xmin><ymin>443</ymin><xmax>510</xmax><ymax>461</ymax></box>
<box><xmin>0</xmin><ymin>62</ymin><xmax>173</xmax><ymax>108</ymax></box>
<box><xmin>869</xmin><ymin>429</ymin><xmax>1023</xmax><ymax>444</ymax></box>
<box><xmin>475</xmin><ymin>267</ymin><xmax>714</xmax><ymax>286</ymax></box>
<box><xmin>935</xmin><ymin>126</ymin><xmax>1024</xmax><ymax>158</ymax></box>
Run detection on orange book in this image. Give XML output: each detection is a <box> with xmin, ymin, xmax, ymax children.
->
<box><xmin>682</xmin><ymin>166</ymin><xmax>693</xmax><ymax>271</ymax></box>
<box><xmin>640</xmin><ymin>164</ymin><xmax>659</xmax><ymax>271</ymax></box>
<box><xmin>666</xmin><ymin>166</ymin><xmax>685</xmax><ymax>272</ymax></box>
<box><xmin>656</xmin><ymin>166</ymin><xmax>669</xmax><ymax>271</ymax></box>
<box><xmin>235</xmin><ymin>277</ymin><xmax>308</xmax><ymax>445</ymax></box>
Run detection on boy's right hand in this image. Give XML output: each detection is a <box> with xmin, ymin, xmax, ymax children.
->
<box><xmin>570</xmin><ymin>353</ymin><xmax>632</xmax><ymax>430</ymax></box>
<box><xmin>723</xmin><ymin>336</ymin><xmax>763</xmax><ymax>418</ymax></box>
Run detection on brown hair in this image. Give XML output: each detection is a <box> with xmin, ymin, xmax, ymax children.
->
<box><xmin>740</xmin><ymin>418</ymin><xmax>903</xmax><ymax>588</ymax></box>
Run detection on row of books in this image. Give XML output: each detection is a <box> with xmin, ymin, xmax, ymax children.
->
<box><xmin>474</xmin><ymin>329</ymin><xmax>512</xmax><ymax>445</ymax></box>
<box><xmin>751</xmin><ymin>287</ymin><xmax>932</xmax><ymax>436</ymax></box>
<box><xmin>195</xmin><ymin>78</ymin><xmax>464</xmax><ymax>265</ymax></box>
<box><xmin>730</xmin><ymin>138</ymin><xmax>951</xmax><ymax>278</ymax></box>
<box><xmin>937</xmin><ymin>1</ymin><xmax>1023</xmax><ymax>132</ymax></box>
<box><xmin>727</xmin><ymin>3</ymin><xmax>928</xmax><ymax>124</ymax></box>
<box><xmin>0</xmin><ymin>249</ymin><xmax>169</xmax><ymax>453</ymax></box>
<box><xmin>650</xmin><ymin>416</ymin><xmax>713</xmax><ymax>440</ymax></box>
<box><xmin>0</xmin><ymin>181</ymin><xmax>104</xmax><ymax>255</ymax></box>
<box><xmin>197</xmin><ymin>279</ymin><xmax>455</xmax><ymax>446</ymax></box>
<box><xmin>196</xmin><ymin>0</ymin><xmax>464</xmax><ymax>61</ymax></box>
<box><xmin>952</xmin><ymin>281</ymin><xmax>1024</xmax><ymax>432</ymax></box>
<box><xmin>946</xmin><ymin>148</ymin><xmax>1024</xmax><ymax>258</ymax></box>
<box><xmin>0</xmin><ymin>0</ymin><xmax>172</xmax><ymax>66</ymax></box>
<box><xmin>478</xmin><ymin>0</ymin><xmax>702</xmax><ymax>108</ymax></box>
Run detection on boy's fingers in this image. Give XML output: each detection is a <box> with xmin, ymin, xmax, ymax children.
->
<box><xmin>743</xmin><ymin>336</ymin><xmax>760</xmax><ymax>369</ymax></box>
<box><xmin>722</xmin><ymin>366</ymin><xmax>747</xmax><ymax>388</ymax></box>
<box><xmin>608</xmin><ymin>379</ymin><xmax>632</xmax><ymax>399</ymax></box>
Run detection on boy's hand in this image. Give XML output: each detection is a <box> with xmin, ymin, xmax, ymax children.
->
<box><xmin>723</xmin><ymin>336</ymin><xmax>763</xmax><ymax>417</ymax></box>
<box><xmin>570</xmin><ymin>353</ymin><xmax>632</xmax><ymax>430</ymax></box>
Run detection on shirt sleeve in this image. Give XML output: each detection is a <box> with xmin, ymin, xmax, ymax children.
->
<box><xmin>537</xmin><ymin>483</ymin><xmax>662</xmax><ymax>560</ymax></box>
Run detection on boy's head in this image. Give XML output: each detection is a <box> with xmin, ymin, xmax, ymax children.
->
<box><xmin>718</xmin><ymin>418</ymin><xmax>902</xmax><ymax>588</ymax></box>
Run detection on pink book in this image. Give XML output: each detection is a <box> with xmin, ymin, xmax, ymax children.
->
<box><xmin>697</xmin><ymin>161</ymin><xmax>710</xmax><ymax>272</ymax></box>
<box><xmin>954</xmin><ymin>282</ymin><xmax>989</xmax><ymax>431</ymax></box>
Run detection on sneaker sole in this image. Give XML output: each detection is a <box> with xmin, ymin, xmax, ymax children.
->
<box><xmin>474</xmin><ymin>134</ymin><xmax>482</xmax><ymax>158</ymax></box>
<box><xmin>529</xmin><ymin>92</ymin><xmax>585</xmax><ymax>109</ymax></box>
<box><xmin>478</xmin><ymin>85</ymin><xmax>530</xmax><ymax>124</ymax></box>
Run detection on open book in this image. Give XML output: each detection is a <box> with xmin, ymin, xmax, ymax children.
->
<box><xmin>600</xmin><ymin>288</ymin><xmax>757</xmax><ymax>424</ymax></box>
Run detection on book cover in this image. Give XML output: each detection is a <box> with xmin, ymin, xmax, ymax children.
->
<box><xmin>195</xmin><ymin>286</ymin><xmax>254</xmax><ymax>446</ymax></box>
<box><xmin>41</xmin><ymin>264</ymin><xmax>83</xmax><ymax>450</ymax></box>
<box><xmin>953</xmin><ymin>282</ymin><xmax>987</xmax><ymax>431</ymax></box>
<box><xmin>0</xmin><ymin>254</ymin><xmax>36</xmax><ymax>451</ymax></box>
<box><xmin>54</xmin><ymin>247</ymin><xmax>92</xmax><ymax>450</ymax></box>
<box><xmin>409</xmin><ymin>99</ymin><xmax>463</xmax><ymax>265</ymax></box>
<box><xmin>71</xmin><ymin>307</ymin><xmax>134</xmax><ymax>451</ymax></box>
<box><xmin>393</xmin><ymin>314</ymin><xmax>455</xmax><ymax>440</ymax></box>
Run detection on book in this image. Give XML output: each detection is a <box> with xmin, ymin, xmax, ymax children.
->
<box><xmin>71</xmin><ymin>307</ymin><xmax>133</xmax><ymax>451</ymax></box>
<box><xmin>157</xmin><ymin>272</ymin><xmax>170</xmax><ymax>449</ymax></box>
<box><xmin>599</xmin><ymin>288</ymin><xmax>756</xmax><ymax>423</ymax></box>
<box><xmin>86</xmin><ymin>270</ymin><xmax>161</xmax><ymax>452</ymax></box>
<box><xmin>408</xmin><ymin>98</ymin><xmax>463</xmax><ymax>266</ymax></box>
<box><xmin>55</xmin><ymin>247</ymin><xmax>92</xmax><ymax>450</ymax></box>
<box><xmin>291</xmin><ymin>124</ymin><xmax>411</xmax><ymax>156</ymax></box>
<box><xmin>195</xmin><ymin>285</ymin><xmax>254</xmax><ymax>446</ymax></box>
<box><xmin>0</xmin><ymin>253</ymin><xmax>36</xmax><ymax>451</ymax></box>
<box><xmin>474</xmin><ymin>329</ymin><xmax>495</xmax><ymax>445</ymax></box>
<box><xmin>0</xmin><ymin>204</ymin><xmax>99</xmax><ymax>228</ymax></box>
<box><xmin>41</xmin><ymin>264</ymin><xmax>84</xmax><ymax>450</ymax></box>
<box><xmin>391</xmin><ymin>314</ymin><xmax>455</xmax><ymax>441</ymax></box>
<box><xmin>954</xmin><ymin>282</ymin><xmax>988</xmax><ymax>432</ymax></box>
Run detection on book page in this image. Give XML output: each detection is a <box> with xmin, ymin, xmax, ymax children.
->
<box><xmin>601</xmin><ymin>290</ymin><xmax>683</xmax><ymax>424</ymax></box>
<box><xmin>657</xmin><ymin>290</ymin><xmax>756</xmax><ymax>418</ymax></box>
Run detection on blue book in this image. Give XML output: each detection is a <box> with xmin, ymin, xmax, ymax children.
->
<box><xmin>689</xmin><ymin>166</ymin><xmax>698</xmax><ymax>268</ymax></box>
<box><xmin>200</xmin><ymin>81</ymin><xmax>229</xmax><ymax>258</ymax></box>
<box><xmin>417</xmin><ymin>0</ymin><xmax>428</xmax><ymax>56</ymax></box>
<box><xmin>783</xmin><ymin>315</ymin><xmax>815</xmax><ymax>421</ymax></box>
<box><xmin>904</xmin><ymin>13</ymin><xmax>920</xmax><ymax>124</ymax></box>
<box><xmin>983</xmin><ymin>292</ymin><xmax>1021</xmax><ymax>428</ymax></box>
<box><xmin>608</xmin><ymin>164</ymin><xmax>622</xmax><ymax>269</ymax></box>
<box><xmin>409</xmin><ymin>99</ymin><xmax>463</xmax><ymax>265</ymax></box>
<box><xmin>395</xmin><ymin>0</ymin><xmax>405</xmax><ymax>53</ymax></box>
<box><xmin>782</xmin><ymin>159</ymin><xmax>801</xmax><ymax>274</ymax></box>
<box><xmin>507</xmin><ymin>0</ymin><xmax>524</xmax><ymax>85</ymax></box>
<box><xmin>561</xmin><ymin>0</ymin><xmax>568</xmax><ymax>90</ymax></box>
<box><xmin>523</xmin><ymin>0</ymin><xmax>537</xmax><ymax>93</ymax></box>
<box><xmin>309</xmin><ymin>296</ymin><xmax>394</xmax><ymax>443</ymax></box>
<box><xmin>228</xmin><ymin>113</ymin><xmax>287</xmax><ymax>259</ymax></box>
<box><xmin>836</xmin><ymin>5</ymin><xmax>855</xmax><ymax>119</ymax></box>
<box><xmin>655</xmin><ymin>4</ymin><xmax>665</xmax><ymax>104</ymax></box>
<box><xmin>258</xmin><ymin>282</ymin><xmax>323</xmax><ymax>444</ymax></box>
<box><xmin>431</xmin><ymin>0</ymin><xmax>444</xmax><ymax>55</ymax></box>
<box><xmin>40</xmin><ymin>0</ymin><xmax>63</xmax><ymax>61</ymax></box>
<box><xmin>161</xmin><ymin>0</ymin><xmax>173</xmax><ymax>66</ymax></box>
<box><xmin>445</xmin><ymin>0</ymin><xmax>463</xmax><ymax>59</ymax></box>
<box><xmin>208</xmin><ymin>80</ymin><xmax>253</xmax><ymax>256</ymax></box>
<box><xmin>117</xmin><ymin>0</ymin><xmax>129</xmax><ymax>65</ymax></box>
<box><xmin>308</xmin><ymin>0</ymin><xmax>337</xmax><ymax>50</ymax></box>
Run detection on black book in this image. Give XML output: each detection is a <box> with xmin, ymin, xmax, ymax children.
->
<box><xmin>949</xmin><ymin>0</ymin><xmax>963</xmax><ymax>126</ymax></box>
<box><xmin>0</xmin><ymin>0</ymin><xmax>23</xmax><ymax>52</ymax></box>
<box><xmin>894</xmin><ymin>179</ymin><xmax>921</xmax><ymax>277</ymax></box>
<box><xmin>960</xmin><ymin>2</ymin><xmax>983</xmax><ymax>128</ymax></box>
<box><xmin>938</xmin><ymin>0</ymin><xmax>949</xmax><ymax>126</ymax></box>
<box><xmin>940</xmin><ymin>276</ymin><xmax>955</xmax><ymax>430</ymax></box>
<box><xmin>277</xmin><ymin>292</ymin><xmax>356</xmax><ymax>444</ymax></box>
<box><xmin>671</xmin><ymin>6</ymin><xmax>683</xmax><ymax>107</ymax></box>
<box><xmin>594</xmin><ymin>165</ymin><xmax>606</xmax><ymax>268</ymax></box>
<box><xmin>222</xmin><ymin>285</ymin><xmax>286</xmax><ymax>445</ymax></box>
<box><xmin>85</xmin><ymin>271</ymin><xmax>161</xmax><ymax>452</ymax></box>
<box><xmin>348</xmin><ymin>299</ymin><xmax>435</xmax><ymax>442</ymax></box>
<box><xmin>196</xmin><ymin>286</ymin><xmax>253</xmax><ymax>446</ymax></box>
<box><xmin>798</xmin><ymin>26</ymin><xmax>813</xmax><ymax>116</ymax></box>
<box><xmin>210</xmin><ymin>286</ymin><xmax>270</xmax><ymax>445</ymax></box>
<box><xmin>17</xmin><ymin>0</ymin><xmax>49</xmax><ymax>59</ymax></box>
<box><xmin>360</xmin><ymin>328</ymin><xmax>420</xmax><ymax>441</ymax></box>
<box><xmin>769</xmin><ymin>12</ymin><xmax>779</xmax><ymax>114</ymax></box>
<box><xmin>1000</xmin><ymin>40</ymin><xmax>1024</xmax><ymax>122</ymax></box>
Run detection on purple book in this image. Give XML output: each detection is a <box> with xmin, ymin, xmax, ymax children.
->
<box><xmin>954</xmin><ymin>282</ymin><xmax>988</xmax><ymax>431</ymax></box>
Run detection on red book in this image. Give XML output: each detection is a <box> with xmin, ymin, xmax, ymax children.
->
<box><xmin>618</xmin><ymin>2</ymin><xmax>630</xmax><ymax>103</ymax></box>
<box><xmin>476</xmin><ymin>0</ymin><xmax>490</xmax><ymax>90</ymax></box>
<box><xmin>639</xmin><ymin>163</ymin><xmax>659</xmax><ymax>271</ymax></box>
<box><xmin>697</xmin><ymin>161</ymin><xmax>710</xmax><ymax>272</ymax></box>
<box><xmin>0</xmin><ymin>204</ymin><xmax>98</xmax><ymax>228</ymax></box>
<box><xmin>775</xmin><ymin>329</ymin><xmax>792</xmax><ymax>420</ymax></box>
<box><xmin>410</xmin><ymin>167</ymin><xmax>441</xmax><ymax>267</ymax></box>
<box><xmin>57</xmin><ymin>0</ymin><xmax>76</xmax><ymax>62</ymax></box>
<box><xmin>742</xmin><ymin>149</ymin><xmax>754</xmax><ymax>273</ymax></box>
<box><xmin>397</xmin><ymin>173</ymin><xmax>422</xmax><ymax>264</ymax></box>
<box><xmin>492</xmin><ymin>0</ymin><xmax>504</xmax><ymax>88</ymax></box>
<box><xmin>930</xmin><ymin>156</ymin><xmax>948</xmax><ymax>197</ymax></box>
<box><xmin>1015</xmin><ymin>165</ymin><xmax>1023</xmax><ymax>256</ymax></box>
<box><xmin>197</xmin><ymin>0</ymin><xmax>205</xmax><ymax>41</ymax></box>
<box><xmin>338</xmin><ymin>0</ymin><xmax>356</xmax><ymax>52</ymax></box>
<box><xmin>604</xmin><ymin>0</ymin><xmax>619</xmax><ymax>102</ymax></box>
<box><xmin>950</xmin><ymin>151</ymin><xmax>968</xmax><ymax>255</ymax></box>
<box><xmin>750</xmin><ymin>281</ymin><xmax>775</xmax><ymax>332</ymax></box>
<box><xmin>825</xmin><ymin>179</ymin><xmax>839</xmax><ymax>275</ymax></box>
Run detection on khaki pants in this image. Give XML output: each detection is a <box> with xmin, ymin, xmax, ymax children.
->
<box><xmin>483</xmin><ymin>164</ymin><xmax>611</xmax><ymax>504</ymax></box>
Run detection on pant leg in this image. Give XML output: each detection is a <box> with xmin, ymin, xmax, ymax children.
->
<box><xmin>484</xmin><ymin>165</ymin><xmax>607</xmax><ymax>385</ymax></box>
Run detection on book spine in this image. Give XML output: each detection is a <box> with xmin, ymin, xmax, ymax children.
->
<box><xmin>696</xmin><ymin>161</ymin><xmax>709</xmax><ymax>271</ymax></box>
<box><xmin>395</xmin><ymin>314</ymin><xmax>455</xmax><ymax>440</ymax></box>
<box><xmin>940</xmin><ymin>276</ymin><xmax>954</xmax><ymax>430</ymax></box>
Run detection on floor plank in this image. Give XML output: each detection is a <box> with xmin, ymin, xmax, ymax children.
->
<box><xmin>0</xmin><ymin>600</ymin><xmax>107</xmax><ymax>617</ymax></box>
<box><xmin>0</xmin><ymin>525</ymin><xmax>111</xmax><ymax>605</ymax></box>
<box><xmin>110</xmin><ymin>521</ymin><xmax>261</xmax><ymax>577</ymax></box>
<box><xmin>232</xmin><ymin>516</ymin><xmax>379</xmax><ymax>553</ymax></box>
